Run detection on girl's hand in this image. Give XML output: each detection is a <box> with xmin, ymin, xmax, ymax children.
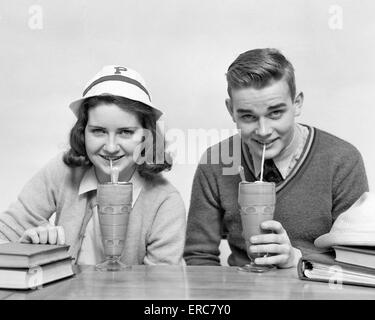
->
<box><xmin>19</xmin><ymin>225</ymin><xmax>65</xmax><ymax>245</ymax></box>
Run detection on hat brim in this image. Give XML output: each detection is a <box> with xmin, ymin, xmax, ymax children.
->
<box><xmin>69</xmin><ymin>95</ymin><xmax>162</xmax><ymax>120</ymax></box>
<box><xmin>69</xmin><ymin>80</ymin><xmax>163</xmax><ymax>120</ymax></box>
<box><xmin>314</xmin><ymin>232</ymin><xmax>375</xmax><ymax>248</ymax></box>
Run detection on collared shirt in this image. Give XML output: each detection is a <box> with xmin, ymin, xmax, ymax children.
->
<box><xmin>249</xmin><ymin>123</ymin><xmax>309</xmax><ymax>180</ymax></box>
<box><xmin>77</xmin><ymin>167</ymin><xmax>143</xmax><ymax>265</ymax></box>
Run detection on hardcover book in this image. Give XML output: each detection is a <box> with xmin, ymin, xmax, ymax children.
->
<box><xmin>333</xmin><ymin>245</ymin><xmax>375</xmax><ymax>269</ymax></box>
<box><xmin>0</xmin><ymin>243</ymin><xmax>71</xmax><ymax>268</ymax></box>
<box><xmin>0</xmin><ymin>258</ymin><xmax>74</xmax><ymax>290</ymax></box>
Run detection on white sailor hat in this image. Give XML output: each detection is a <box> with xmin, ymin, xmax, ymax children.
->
<box><xmin>69</xmin><ymin>65</ymin><xmax>162</xmax><ymax>120</ymax></box>
<box><xmin>314</xmin><ymin>192</ymin><xmax>375</xmax><ymax>248</ymax></box>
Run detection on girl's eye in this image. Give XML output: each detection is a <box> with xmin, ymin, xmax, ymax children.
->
<box><xmin>119</xmin><ymin>129</ymin><xmax>134</xmax><ymax>136</ymax></box>
<box><xmin>91</xmin><ymin>128</ymin><xmax>106</xmax><ymax>135</ymax></box>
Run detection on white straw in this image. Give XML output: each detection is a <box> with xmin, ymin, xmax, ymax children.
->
<box><xmin>109</xmin><ymin>159</ymin><xmax>113</xmax><ymax>183</ymax></box>
<box><xmin>111</xmin><ymin>167</ymin><xmax>119</xmax><ymax>184</ymax></box>
<box><xmin>259</xmin><ymin>144</ymin><xmax>266</xmax><ymax>182</ymax></box>
<box><xmin>109</xmin><ymin>159</ymin><xmax>119</xmax><ymax>183</ymax></box>
<box><xmin>238</xmin><ymin>166</ymin><xmax>246</xmax><ymax>182</ymax></box>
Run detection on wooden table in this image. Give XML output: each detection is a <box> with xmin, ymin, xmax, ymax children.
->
<box><xmin>2</xmin><ymin>265</ymin><xmax>375</xmax><ymax>300</ymax></box>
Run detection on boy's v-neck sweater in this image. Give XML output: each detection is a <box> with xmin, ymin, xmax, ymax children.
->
<box><xmin>184</xmin><ymin>125</ymin><xmax>369</xmax><ymax>266</ymax></box>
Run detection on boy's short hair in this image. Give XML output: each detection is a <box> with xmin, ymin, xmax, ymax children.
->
<box><xmin>226</xmin><ymin>48</ymin><xmax>296</xmax><ymax>100</ymax></box>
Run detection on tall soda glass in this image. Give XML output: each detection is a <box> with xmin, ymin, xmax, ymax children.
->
<box><xmin>95</xmin><ymin>182</ymin><xmax>132</xmax><ymax>271</ymax></box>
<box><xmin>238</xmin><ymin>181</ymin><xmax>276</xmax><ymax>273</ymax></box>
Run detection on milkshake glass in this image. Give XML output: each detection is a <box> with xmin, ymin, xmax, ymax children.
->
<box><xmin>238</xmin><ymin>181</ymin><xmax>276</xmax><ymax>273</ymax></box>
<box><xmin>95</xmin><ymin>182</ymin><xmax>132</xmax><ymax>271</ymax></box>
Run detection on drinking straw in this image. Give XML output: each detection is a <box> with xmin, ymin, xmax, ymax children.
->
<box><xmin>238</xmin><ymin>165</ymin><xmax>246</xmax><ymax>182</ymax></box>
<box><xmin>109</xmin><ymin>159</ymin><xmax>119</xmax><ymax>183</ymax></box>
<box><xmin>259</xmin><ymin>144</ymin><xmax>266</xmax><ymax>182</ymax></box>
<box><xmin>111</xmin><ymin>167</ymin><xmax>119</xmax><ymax>184</ymax></box>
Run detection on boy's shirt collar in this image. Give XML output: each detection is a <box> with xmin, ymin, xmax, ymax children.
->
<box><xmin>246</xmin><ymin>123</ymin><xmax>305</xmax><ymax>180</ymax></box>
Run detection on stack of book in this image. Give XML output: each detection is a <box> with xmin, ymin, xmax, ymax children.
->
<box><xmin>298</xmin><ymin>245</ymin><xmax>375</xmax><ymax>287</ymax></box>
<box><xmin>0</xmin><ymin>243</ymin><xmax>75</xmax><ymax>290</ymax></box>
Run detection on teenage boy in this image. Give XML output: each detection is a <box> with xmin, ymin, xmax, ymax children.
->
<box><xmin>184</xmin><ymin>48</ymin><xmax>368</xmax><ymax>268</ymax></box>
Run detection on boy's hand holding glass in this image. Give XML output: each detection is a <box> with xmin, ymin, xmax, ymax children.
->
<box><xmin>249</xmin><ymin>220</ymin><xmax>302</xmax><ymax>268</ymax></box>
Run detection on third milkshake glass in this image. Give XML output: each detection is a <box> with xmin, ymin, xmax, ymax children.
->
<box><xmin>238</xmin><ymin>180</ymin><xmax>276</xmax><ymax>273</ymax></box>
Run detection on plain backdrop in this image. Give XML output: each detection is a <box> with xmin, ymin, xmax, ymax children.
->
<box><xmin>1</xmin><ymin>0</ymin><xmax>374</xmax><ymax>219</ymax></box>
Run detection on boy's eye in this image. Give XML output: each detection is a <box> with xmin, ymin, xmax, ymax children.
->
<box><xmin>241</xmin><ymin>114</ymin><xmax>257</xmax><ymax>122</ymax></box>
<box><xmin>269</xmin><ymin>110</ymin><xmax>283</xmax><ymax>119</ymax></box>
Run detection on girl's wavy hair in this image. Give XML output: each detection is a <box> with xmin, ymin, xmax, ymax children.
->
<box><xmin>63</xmin><ymin>95</ymin><xmax>172</xmax><ymax>179</ymax></box>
